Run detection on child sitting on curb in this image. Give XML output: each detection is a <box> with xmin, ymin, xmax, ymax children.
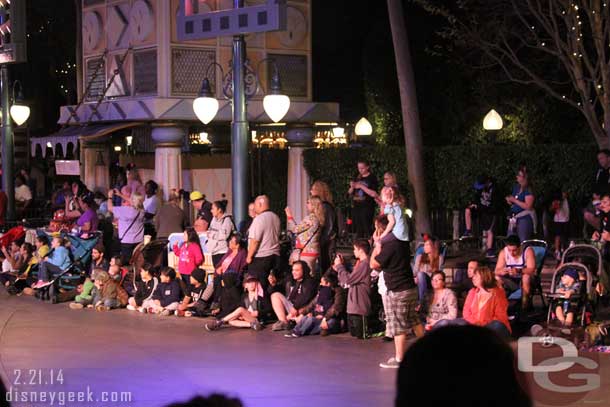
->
<box><xmin>143</xmin><ymin>267</ymin><xmax>181</xmax><ymax>315</ymax></box>
<box><xmin>92</xmin><ymin>271</ymin><xmax>120</xmax><ymax>311</ymax></box>
<box><xmin>126</xmin><ymin>263</ymin><xmax>158</xmax><ymax>313</ymax></box>
<box><xmin>176</xmin><ymin>268</ymin><xmax>212</xmax><ymax>317</ymax></box>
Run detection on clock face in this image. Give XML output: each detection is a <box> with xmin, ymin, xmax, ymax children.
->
<box><xmin>279</xmin><ymin>6</ymin><xmax>307</xmax><ymax>48</ymax></box>
<box><xmin>130</xmin><ymin>0</ymin><xmax>154</xmax><ymax>43</ymax></box>
<box><xmin>83</xmin><ymin>11</ymin><xmax>103</xmax><ymax>52</ymax></box>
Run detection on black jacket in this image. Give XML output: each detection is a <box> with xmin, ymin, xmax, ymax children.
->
<box><xmin>286</xmin><ymin>277</ymin><xmax>318</xmax><ymax>309</ymax></box>
<box><xmin>320</xmin><ymin>201</ymin><xmax>337</xmax><ymax>245</ymax></box>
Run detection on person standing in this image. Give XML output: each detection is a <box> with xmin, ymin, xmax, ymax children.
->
<box><xmin>206</xmin><ymin>200</ymin><xmax>235</xmax><ymax>267</ymax></box>
<box><xmin>190</xmin><ymin>191</ymin><xmax>213</xmax><ymax>232</ymax></box>
<box><xmin>247</xmin><ymin>195</ymin><xmax>280</xmax><ymax>291</ymax></box>
<box><xmin>107</xmin><ymin>190</ymin><xmax>145</xmax><ymax>264</ymax></box>
<box><xmin>370</xmin><ymin>214</ymin><xmax>423</xmax><ymax>369</ymax></box>
<box><xmin>310</xmin><ymin>181</ymin><xmax>337</xmax><ymax>273</ymax></box>
<box><xmin>155</xmin><ymin>189</ymin><xmax>187</xmax><ymax>240</ymax></box>
<box><xmin>143</xmin><ymin>180</ymin><xmax>160</xmax><ymax>239</ymax></box>
<box><xmin>348</xmin><ymin>160</ymin><xmax>378</xmax><ymax>238</ymax></box>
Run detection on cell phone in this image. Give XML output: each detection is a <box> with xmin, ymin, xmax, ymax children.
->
<box><xmin>207</xmin><ymin>274</ymin><xmax>214</xmax><ymax>286</ymax></box>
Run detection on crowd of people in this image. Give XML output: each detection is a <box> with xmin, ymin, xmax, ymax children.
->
<box><xmin>2</xmin><ymin>152</ymin><xmax>610</xmax><ymax>371</ymax></box>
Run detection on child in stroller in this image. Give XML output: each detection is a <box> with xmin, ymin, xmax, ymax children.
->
<box><xmin>552</xmin><ymin>267</ymin><xmax>581</xmax><ymax>328</ymax></box>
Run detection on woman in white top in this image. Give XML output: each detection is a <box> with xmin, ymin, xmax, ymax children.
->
<box><xmin>424</xmin><ymin>271</ymin><xmax>458</xmax><ymax>331</ymax></box>
<box><xmin>206</xmin><ymin>200</ymin><xmax>235</xmax><ymax>267</ymax></box>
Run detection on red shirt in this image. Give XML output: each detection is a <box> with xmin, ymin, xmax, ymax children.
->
<box><xmin>463</xmin><ymin>286</ymin><xmax>511</xmax><ymax>333</ymax></box>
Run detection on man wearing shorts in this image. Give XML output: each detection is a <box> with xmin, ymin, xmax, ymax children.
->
<box><xmin>371</xmin><ymin>215</ymin><xmax>423</xmax><ymax>369</ymax></box>
<box><xmin>462</xmin><ymin>176</ymin><xmax>498</xmax><ymax>258</ymax></box>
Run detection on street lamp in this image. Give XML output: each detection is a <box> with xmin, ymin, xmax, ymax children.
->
<box><xmin>193</xmin><ymin>78</ymin><xmax>219</xmax><ymax>125</ymax></box>
<box><xmin>9</xmin><ymin>81</ymin><xmax>30</xmax><ymax>126</ymax></box>
<box><xmin>262</xmin><ymin>65</ymin><xmax>290</xmax><ymax>123</ymax></box>
<box><xmin>483</xmin><ymin>109</ymin><xmax>503</xmax><ymax>130</ymax></box>
<box><xmin>355</xmin><ymin>117</ymin><xmax>373</xmax><ymax>136</ymax></box>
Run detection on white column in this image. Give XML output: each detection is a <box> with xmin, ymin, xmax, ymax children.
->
<box><xmin>287</xmin><ymin>147</ymin><xmax>310</xmax><ymax>222</ymax></box>
<box><xmin>151</xmin><ymin>126</ymin><xmax>185</xmax><ymax>200</ymax></box>
<box><xmin>82</xmin><ymin>143</ymin><xmax>109</xmax><ymax>192</ymax></box>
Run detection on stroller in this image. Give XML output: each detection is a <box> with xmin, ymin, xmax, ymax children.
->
<box><xmin>35</xmin><ymin>231</ymin><xmax>102</xmax><ymax>303</ymax></box>
<box><xmin>545</xmin><ymin>244</ymin><xmax>600</xmax><ymax>327</ymax></box>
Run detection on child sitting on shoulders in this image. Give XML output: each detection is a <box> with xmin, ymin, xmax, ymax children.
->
<box><xmin>376</xmin><ymin>186</ymin><xmax>408</xmax><ymax>246</ymax></box>
<box><xmin>126</xmin><ymin>263</ymin><xmax>158</xmax><ymax>312</ymax></box>
<box><xmin>206</xmin><ymin>274</ymin><xmax>270</xmax><ymax>331</ymax></box>
<box><xmin>554</xmin><ymin>267</ymin><xmax>581</xmax><ymax>328</ymax></box>
<box><xmin>143</xmin><ymin>267</ymin><xmax>182</xmax><ymax>315</ymax></box>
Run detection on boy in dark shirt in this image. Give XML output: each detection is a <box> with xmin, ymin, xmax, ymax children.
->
<box><xmin>149</xmin><ymin>267</ymin><xmax>182</xmax><ymax>315</ymax></box>
<box><xmin>176</xmin><ymin>268</ymin><xmax>211</xmax><ymax>317</ymax></box>
<box><xmin>462</xmin><ymin>176</ymin><xmax>499</xmax><ymax>257</ymax></box>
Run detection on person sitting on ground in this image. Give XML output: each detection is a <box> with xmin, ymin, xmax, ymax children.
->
<box><xmin>591</xmin><ymin>193</ymin><xmax>610</xmax><ymax>295</ymax></box>
<box><xmin>213</xmin><ymin>270</ymin><xmax>242</xmax><ymax>320</ymax></box>
<box><xmin>376</xmin><ymin>186</ymin><xmax>408</xmax><ymax>246</ymax></box>
<box><xmin>155</xmin><ymin>189</ymin><xmax>187</xmax><ymax>240</ymax></box>
<box><xmin>206</xmin><ymin>200</ymin><xmax>235</xmax><ymax>267</ymax></box>
<box><xmin>2</xmin><ymin>243</ymin><xmax>35</xmax><ymax>292</ymax></box>
<box><xmin>413</xmin><ymin>236</ymin><xmax>443</xmax><ymax>308</ymax></box>
<box><xmin>1</xmin><ymin>241</ymin><xmax>27</xmax><ymax>276</ymax></box>
<box><xmin>334</xmin><ymin>239</ymin><xmax>372</xmax><ymax>339</ymax></box>
<box><xmin>173</xmin><ymin>227</ymin><xmax>204</xmax><ymax>286</ymax></box>
<box><xmin>462</xmin><ymin>175</ymin><xmax>499</xmax><ymax>258</ymax></box>
<box><xmin>31</xmin><ymin>237</ymin><xmax>71</xmax><ymax>289</ymax></box>
<box><xmin>553</xmin><ymin>267</ymin><xmax>581</xmax><ymax>328</ymax></box>
<box><xmin>205</xmin><ymin>274</ymin><xmax>270</xmax><ymax>331</ymax></box>
<box><xmin>370</xmin><ymin>214</ymin><xmax>424</xmax><ymax>369</ymax></box>
<box><xmin>459</xmin><ymin>266</ymin><xmax>511</xmax><ymax>338</ymax></box>
<box><xmin>70</xmin><ymin>267</ymin><xmax>106</xmax><ymax>310</ymax></box>
<box><xmin>92</xmin><ymin>270</ymin><xmax>120</xmax><ymax>311</ymax></box>
<box><xmin>287</xmin><ymin>270</ymin><xmax>346</xmax><ymax>337</ymax></box>
<box><xmin>494</xmin><ymin>234</ymin><xmax>536</xmax><ymax>309</ymax></box>
<box><xmin>126</xmin><ymin>263</ymin><xmax>159</xmax><ymax>313</ymax></box>
<box><xmin>269</xmin><ymin>260</ymin><xmax>318</xmax><ymax>331</ymax></box>
<box><xmin>176</xmin><ymin>268</ymin><xmax>210</xmax><ymax>317</ymax></box>
<box><xmin>146</xmin><ymin>267</ymin><xmax>182</xmax><ymax>315</ymax></box>
<box><xmin>108</xmin><ymin>264</ymin><xmax>123</xmax><ymax>282</ymax></box>
<box><xmin>424</xmin><ymin>271</ymin><xmax>458</xmax><ymax>331</ymax></box>
<box><xmin>506</xmin><ymin>166</ymin><xmax>536</xmax><ymax>242</ymax></box>
<box><xmin>285</xmin><ymin>196</ymin><xmax>325</xmax><ymax>275</ymax></box>
<box><xmin>209</xmin><ymin>234</ymin><xmax>248</xmax><ymax>306</ymax></box>
<box><xmin>89</xmin><ymin>244</ymin><xmax>109</xmax><ymax>276</ymax></box>
<box><xmin>395</xmin><ymin>325</ymin><xmax>532</xmax><ymax>407</ymax></box>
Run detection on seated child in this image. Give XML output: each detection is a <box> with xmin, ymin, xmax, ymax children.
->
<box><xmin>143</xmin><ymin>267</ymin><xmax>182</xmax><ymax>315</ymax></box>
<box><xmin>69</xmin><ymin>267</ymin><xmax>106</xmax><ymax>309</ymax></box>
<box><xmin>127</xmin><ymin>263</ymin><xmax>158</xmax><ymax>312</ymax></box>
<box><xmin>92</xmin><ymin>271</ymin><xmax>120</xmax><ymax>311</ymax></box>
<box><xmin>554</xmin><ymin>268</ymin><xmax>581</xmax><ymax>327</ymax></box>
<box><xmin>176</xmin><ymin>268</ymin><xmax>212</xmax><ymax>317</ymax></box>
<box><xmin>206</xmin><ymin>274</ymin><xmax>270</xmax><ymax>331</ymax></box>
<box><xmin>287</xmin><ymin>270</ymin><xmax>346</xmax><ymax>337</ymax></box>
<box><xmin>214</xmin><ymin>271</ymin><xmax>242</xmax><ymax>319</ymax></box>
<box><xmin>108</xmin><ymin>264</ymin><xmax>122</xmax><ymax>282</ymax></box>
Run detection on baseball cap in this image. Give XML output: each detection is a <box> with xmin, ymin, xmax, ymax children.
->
<box><xmin>189</xmin><ymin>191</ymin><xmax>205</xmax><ymax>201</ymax></box>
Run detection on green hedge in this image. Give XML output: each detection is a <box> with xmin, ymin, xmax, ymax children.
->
<box><xmin>302</xmin><ymin>144</ymin><xmax>599</xmax><ymax>212</ymax></box>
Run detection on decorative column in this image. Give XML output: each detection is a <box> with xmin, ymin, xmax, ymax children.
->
<box><xmin>287</xmin><ymin>147</ymin><xmax>310</xmax><ymax>222</ymax></box>
<box><xmin>151</xmin><ymin>125</ymin><xmax>185</xmax><ymax>200</ymax></box>
<box><xmin>81</xmin><ymin>142</ymin><xmax>109</xmax><ymax>192</ymax></box>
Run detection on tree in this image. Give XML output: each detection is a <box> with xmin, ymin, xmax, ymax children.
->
<box><xmin>387</xmin><ymin>0</ymin><xmax>431</xmax><ymax>234</ymax></box>
<box><xmin>414</xmin><ymin>0</ymin><xmax>610</xmax><ymax>148</ymax></box>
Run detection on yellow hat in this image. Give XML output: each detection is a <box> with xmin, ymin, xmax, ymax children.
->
<box><xmin>189</xmin><ymin>191</ymin><xmax>205</xmax><ymax>201</ymax></box>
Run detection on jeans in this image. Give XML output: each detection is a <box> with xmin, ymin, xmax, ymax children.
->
<box><xmin>38</xmin><ymin>262</ymin><xmax>64</xmax><ymax>282</ymax></box>
<box><xmin>293</xmin><ymin>315</ymin><xmax>337</xmax><ymax>336</ymax></box>
<box><xmin>93</xmin><ymin>298</ymin><xmax>120</xmax><ymax>309</ymax></box>
<box><xmin>417</xmin><ymin>272</ymin><xmax>431</xmax><ymax>303</ymax></box>
<box><xmin>434</xmin><ymin>318</ymin><xmax>510</xmax><ymax>338</ymax></box>
<box><xmin>120</xmin><ymin>243</ymin><xmax>139</xmax><ymax>265</ymax></box>
<box><xmin>509</xmin><ymin>216</ymin><xmax>533</xmax><ymax>242</ymax></box>
<box><xmin>248</xmin><ymin>255</ymin><xmax>278</xmax><ymax>292</ymax></box>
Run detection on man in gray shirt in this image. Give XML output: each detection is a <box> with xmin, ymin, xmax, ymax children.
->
<box><xmin>247</xmin><ymin>195</ymin><xmax>280</xmax><ymax>291</ymax></box>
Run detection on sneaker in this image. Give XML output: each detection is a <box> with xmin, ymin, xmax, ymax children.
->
<box><xmin>32</xmin><ymin>281</ymin><xmax>50</xmax><ymax>289</ymax></box>
<box><xmin>184</xmin><ymin>311</ymin><xmax>193</xmax><ymax>318</ymax></box>
<box><xmin>95</xmin><ymin>305</ymin><xmax>109</xmax><ymax>312</ymax></box>
<box><xmin>485</xmin><ymin>249</ymin><xmax>496</xmax><ymax>258</ymax></box>
<box><xmin>271</xmin><ymin>321</ymin><xmax>290</xmax><ymax>331</ymax></box>
<box><xmin>205</xmin><ymin>320</ymin><xmax>224</xmax><ymax>331</ymax></box>
<box><xmin>126</xmin><ymin>305</ymin><xmax>137</xmax><ymax>311</ymax></box>
<box><xmin>69</xmin><ymin>302</ymin><xmax>84</xmax><ymax>310</ymax></box>
<box><xmin>382</xmin><ymin>336</ymin><xmax>394</xmax><ymax>342</ymax></box>
<box><xmin>251</xmin><ymin>320</ymin><xmax>262</xmax><ymax>331</ymax></box>
<box><xmin>284</xmin><ymin>332</ymin><xmax>299</xmax><ymax>338</ymax></box>
<box><xmin>379</xmin><ymin>357</ymin><xmax>401</xmax><ymax>369</ymax></box>
<box><xmin>175</xmin><ymin>310</ymin><xmax>186</xmax><ymax>317</ymax></box>
<box><xmin>320</xmin><ymin>329</ymin><xmax>329</xmax><ymax>337</ymax></box>
<box><xmin>160</xmin><ymin>309</ymin><xmax>171</xmax><ymax>316</ymax></box>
